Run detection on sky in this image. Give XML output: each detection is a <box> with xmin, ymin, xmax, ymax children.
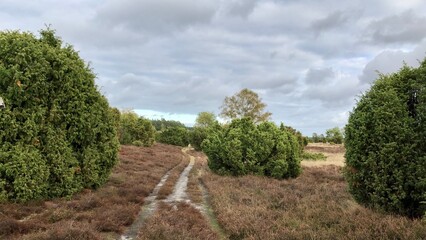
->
<box><xmin>1</xmin><ymin>0</ymin><xmax>426</xmax><ymax>136</ymax></box>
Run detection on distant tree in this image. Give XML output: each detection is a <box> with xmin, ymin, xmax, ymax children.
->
<box><xmin>319</xmin><ymin>134</ymin><xmax>326</xmax><ymax>143</ymax></box>
<box><xmin>195</xmin><ymin>112</ymin><xmax>216</xmax><ymax>128</ymax></box>
<box><xmin>312</xmin><ymin>133</ymin><xmax>319</xmax><ymax>143</ymax></box>
<box><xmin>151</xmin><ymin>118</ymin><xmax>186</xmax><ymax>131</ymax></box>
<box><xmin>220</xmin><ymin>88</ymin><xmax>271</xmax><ymax>123</ymax></box>
<box><xmin>325</xmin><ymin>127</ymin><xmax>344</xmax><ymax>144</ymax></box>
<box><xmin>119</xmin><ymin>111</ymin><xmax>155</xmax><ymax>146</ymax></box>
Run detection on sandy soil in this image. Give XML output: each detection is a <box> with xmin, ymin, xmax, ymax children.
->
<box><xmin>302</xmin><ymin>143</ymin><xmax>345</xmax><ymax>167</ymax></box>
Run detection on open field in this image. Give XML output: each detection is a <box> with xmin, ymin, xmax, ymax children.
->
<box><xmin>201</xmin><ymin>144</ymin><xmax>426</xmax><ymax>239</ymax></box>
<box><xmin>302</xmin><ymin>143</ymin><xmax>345</xmax><ymax>167</ymax></box>
<box><xmin>1</xmin><ymin>143</ymin><xmax>425</xmax><ymax>240</ymax></box>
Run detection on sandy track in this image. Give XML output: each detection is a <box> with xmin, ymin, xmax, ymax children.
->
<box><xmin>120</xmin><ymin>147</ymin><xmax>223</xmax><ymax>240</ymax></box>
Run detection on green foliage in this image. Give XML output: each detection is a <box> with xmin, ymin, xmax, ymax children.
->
<box><xmin>132</xmin><ymin>140</ymin><xmax>143</xmax><ymax>147</ymax></box>
<box><xmin>118</xmin><ymin>111</ymin><xmax>155</xmax><ymax>146</ymax></box>
<box><xmin>157</xmin><ymin>127</ymin><xmax>189</xmax><ymax>147</ymax></box>
<box><xmin>280</xmin><ymin>124</ymin><xmax>308</xmax><ymax>153</ymax></box>
<box><xmin>220</xmin><ymin>88</ymin><xmax>272</xmax><ymax>123</ymax></box>
<box><xmin>202</xmin><ymin>118</ymin><xmax>301</xmax><ymax>179</ymax></box>
<box><xmin>189</xmin><ymin>112</ymin><xmax>217</xmax><ymax>151</ymax></box>
<box><xmin>189</xmin><ymin>127</ymin><xmax>208</xmax><ymax>151</ymax></box>
<box><xmin>0</xmin><ymin>29</ymin><xmax>119</xmax><ymax>201</ymax></box>
<box><xmin>194</xmin><ymin>112</ymin><xmax>216</xmax><ymax>128</ymax></box>
<box><xmin>345</xmin><ymin>59</ymin><xmax>426</xmax><ymax>217</ymax></box>
<box><xmin>301</xmin><ymin>152</ymin><xmax>327</xmax><ymax>161</ymax></box>
<box><xmin>151</xmin><ymin>118</ymin><xmax>186</xmax><ymax>131</ymax></box>
<box><xmin>325</xmin><ymin>127</ymin><xmax>344</xmax><ymax>144</ymax></box>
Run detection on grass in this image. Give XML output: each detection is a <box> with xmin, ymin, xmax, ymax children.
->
<box><xmin>301</xmin><ymin>151</ymin><xmax>327</xmax><ymax>161</ymax></box>
<box><xmin>0</xmin><ymin>143</ymin><xmax>184</xmax><ymax>239</ymax></box>
<box><xmin>200</xmin><ymin>144</ymin><xmax>426</xmax><ymax>240</ymax></box>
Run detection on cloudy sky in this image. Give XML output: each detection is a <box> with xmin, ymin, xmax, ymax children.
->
<box><xmin>1</xmin><ymin>0</ymin><xmax>426</xmax><ymax>135</ymax></box>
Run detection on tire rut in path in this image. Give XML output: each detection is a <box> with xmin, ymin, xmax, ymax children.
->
<box><xmin>120</xmin><ymin>148</ymin><xmax>225</xmax><ymax>240</ymax></box>
<box><xmin>120</xmin><ymin>153</ymin><xmax>186</xmax><ymax>240</ymax></box>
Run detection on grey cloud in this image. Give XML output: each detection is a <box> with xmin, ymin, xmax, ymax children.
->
<box><xmin>366</xmin><ymin>10</ymin><xmax>426</xmax><ymax>44</ymax></box>
<box><xmin>303</xmin><ymin>72</ymin><xmax>362</xmax><ymax>107</ymax></box>
<box><xmin>225</xmin><ymin>0</ymin><xmax>257</xmax><ymax>18</ymax></box>
<box><xmin>96</xmin><ymin>0</ymin><xmax>219</xmax><ymax>33</ymax></box>
<box><xmin>311</xmin><ymin>11</ymin><xmax>349</xmax><ymax>35</ymax></box>
<box><xmin>305</xmin><ymin>67</ymin><xmax>335</xmax><ymax>85</ymax></box>
<box><xmin>359</xmin><ymin>41</ymin><xmax>426</xmax><ymax>84</ymax></box>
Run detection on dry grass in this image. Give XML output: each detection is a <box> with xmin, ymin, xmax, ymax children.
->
<box><xmin>302</xmin><ymin>143</ymin><xmax>345</xmax><ymax>167</ymax></box>
<box><xmin>0</xmin><ymin>143</ymin><xmax>184</xmax><ymax>239</ymax></box>
<box><xmin>201</xmin><ymin>148</ymin><xmax>426</xmax><ymax>239</ymax></box>
<box><xmin>137</xmin><ymin>202</ymin><xmax>218</xmax><ymax>240</ymax></box>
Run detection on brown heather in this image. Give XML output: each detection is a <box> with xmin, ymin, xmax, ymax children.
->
<box><xmin>0</xmin><ymin>143</ymin><xmax>184</xmax><ymax>239</ymax></box>
<box><xmin>201</xmin><ymin>144</ymin><xmax>426</xmax><ymax>240</ymax></box>
<box><xmin>137</xmin><ymin>202</ymin><xmax>218</xmax><ymax>240</ymax></box>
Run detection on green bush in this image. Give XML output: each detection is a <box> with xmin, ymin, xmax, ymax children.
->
<box><xmin>301</xmin><ymin>152</ymin><xmax>327</xmax><ymax>161</ymax></box>
<box><xmin>202</xmin><ymin>118</ymin><xmax>301</xmax><ymax>179</ymax></box>
<box><xmin>132</xmin><ymin>140</ymin><xmax>143</xmax><ymax>147</ymax></box>
<box><xmin>0</xmin><ymin>29</ymin><xmax>119</xmax><ymax>201</ymax></box>
<box><xmin>189</xmin><ymin>127</ymin><xmax>208</xmax><ymax>151</ymax></box>
<box><xmin>157</xmin><ymin>127</ymin><xmax>189</xmax><ymax>147</ymax></box>
<box><xmin>345</xmin><ymin>60</ymin><xmax>426</xmax><ymax>217</ymax></box>
<box><xmin>118</xmin><ymin>111</ymin><xmax>155</xmax><ymax>146</ymax></box>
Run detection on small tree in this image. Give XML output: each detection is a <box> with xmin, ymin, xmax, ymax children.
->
<box><xmin>220</xmin><ymin>88</ymin><xmax>271</xmax><ymax>123</ymax></box>
<box><xmin>194</xmin><ymin>112</ymin><xmax>216</xmax><ymax>128</ymax></box>
<box><xmin>345</xmin><ymin>59</ymin><xmax>426</xmax><ymax>217</ymax></box>
<box><xmin>325</xmin><ymin>127</ymin><xmax>344</xmax><ymax>144</ymax></box>
<box><xmin>0</xmin><ymin>29</ymin><xmax>119</xmax><ymax>201</ymax></box>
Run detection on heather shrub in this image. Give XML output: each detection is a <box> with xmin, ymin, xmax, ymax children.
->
<box><xmin>345</xmin><ymin>59</ymin><xmax>426</xmax><ymax>217</ymax></box>
<box><xmin>202</xmin><ymin>118</ymin><xmax>301</xmax><ymax>179</ymax></box>
<box><xmin>0</xmin><ymin>29</ymin><xmax>119</xmax><ymax>201</ymax></box>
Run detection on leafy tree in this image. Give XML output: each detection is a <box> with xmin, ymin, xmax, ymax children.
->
<box><xmin>220</xmin><ymin>88</ymin><xmax>272</xmax><ymax>123</ymax></box>
<box><xmin>118</xmin><ymin>110</ymin><xmax>155</xmax><ymax>146</ymax></box>
<box><xmin>194</xmin><ymin>112</ymin><xmax>216</xmax><ymax>128</ymax></box>
<box><xmin>202</xmin><ymin>118</ymin><xmax>301</xmax><ymax>179</ymax></box>
<box><xmin>345</xmin><ymin>59</ymin><xmax>426</xmax><ymax>217</ymax></box>
<box><xmin>325</xmin><ymin>127</ymin><xmax>344</xmax><ymax>144</ymax></box>
<box><xmin>0</xmin><ymin>29</ymin><xmax>119</xmax><ymax>201</ymax></box>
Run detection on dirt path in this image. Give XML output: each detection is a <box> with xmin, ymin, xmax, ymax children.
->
<box><xmin>165</xmin><ymin>151</ymin><xmax>194</xmax><ymax>203</ymax></box>
<box><xmin>120</xmin><ymin>148</ymin><xmax>225</xmax><ymax>240</ymax></box>
<box><xmin>120</xmin><ymin>162</ymin><xmax>177</xmax><ymax>240</ymax></box>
